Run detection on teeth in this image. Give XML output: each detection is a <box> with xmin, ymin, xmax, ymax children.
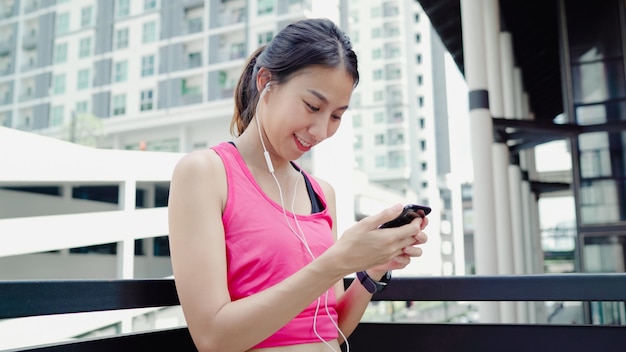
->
<box><xmin>296</xmin><ymin>136</ymin><xmax>311</xmax><ymax>147</ymax></box>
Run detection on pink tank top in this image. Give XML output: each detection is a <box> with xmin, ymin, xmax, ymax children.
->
<box><xmin>212</xmin><ymin>142</ymin><xmax>339</xmax><ymax>348</ymax></box>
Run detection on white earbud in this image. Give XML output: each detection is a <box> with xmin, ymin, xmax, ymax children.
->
<box><xmin>257</xmin><ymin>81</ymin><xmax>274</xmax><ymax>173</ymax></box>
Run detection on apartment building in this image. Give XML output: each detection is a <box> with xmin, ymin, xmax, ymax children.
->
<box><xmin>346</xmin><ymin>0</ymin><xmax>466</xmax><ymax>276</ymax></box>
<box><xmin>0</xmin><ymin>0</ymin><xmax>464</xmax><ymax>278</ymax></box>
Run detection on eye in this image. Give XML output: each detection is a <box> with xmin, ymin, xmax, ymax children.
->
<box><xmin>331</xmin><ymin>114</ymin><xmax>342</xmax><ymax>121</ymax></box>
<box><xmin>304</xmin><ymin>101</ymin><xmax>320</xmax><ymax>112</ymax></box>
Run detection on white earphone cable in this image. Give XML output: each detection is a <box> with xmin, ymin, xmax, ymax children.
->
<box><xmin>255</xmin><ymin>84</ymin><xmax>348</xmax><ymax>352</ymax></box>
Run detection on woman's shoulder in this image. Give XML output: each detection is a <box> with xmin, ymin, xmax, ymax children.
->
<box><xmin>172</xmin><ymin>148</ymin><xmax>225</xmax><ymax>184</ymax></box>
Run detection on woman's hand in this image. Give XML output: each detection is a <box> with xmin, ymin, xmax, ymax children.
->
<box><xmin>367</xmin><ymin>211</ymin><xmax>429</xmax><ymax>279</ymax></box>
<box><xmin>325</xmin><ymin>204</ymin><xmax>429</xmax><ymax>277</ymax></box>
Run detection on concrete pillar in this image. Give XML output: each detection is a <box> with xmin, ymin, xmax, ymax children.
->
<box><xmin>117</xmin><ymin>180</ymin><xmax>136</xmax><ymax>280</ymax></box>
<box><xmin>483</xmin><ymin>0</ymin><xmax>516</xmax><ymax>323</ymax></box>
<box><xmin>508</xmin><ymin>163</ymin><xmax>528</xmax><ymax>323</ymax></box>
<box><xmin>500</xmin><ymin>31</ymin><xmax>529</xmax><ymax>323</ymax></box>
<box><xmin>178</xmin><ymin>125</ymin><xmax>189</xmax><ymax>152</ymax></box>
<box><xmin>460</xmin><ymin>0</ymin><xmax>500</xmax><ymax>323</ymax></box>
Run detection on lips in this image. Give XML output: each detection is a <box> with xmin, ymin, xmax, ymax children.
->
<box><xmin>294</xmin><ymin>135</ymin><xmax>312</xmax><ymax>152</ymax></box>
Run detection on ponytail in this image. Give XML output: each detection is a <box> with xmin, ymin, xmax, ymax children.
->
<box><xmin>230</xmin><ymin>46</ymin><xmax>266</xmax><ymax>137</ymax></box>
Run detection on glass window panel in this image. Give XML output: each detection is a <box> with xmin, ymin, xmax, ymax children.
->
<box><xmin>79</xmin><ymin>37</ymin><xmax>91</xmax><ymax>58</ymax></box>
<box><xmin>579</xmin><ymin>132</ymin><xmax>611</xmax><ymax>178</ymax></box>
<box><xmin>576</xmin><ymin>101</ymin><xmax>626</xmax><ymax>125</ymax></box>
<box><xmin>53</xmin><ymin>43</ymin><xmax>67</xmax><ymax>63</ymax></box>
<box><xmin>580</xmin><ymin>180</ymin><xmax>620</xmax><ymax>224</ymax></box>
<box><xmin>566</xmin><ymin>0</ymin><xmax>622</xmax><ymax>63</ymax></box>
<box><xmin>583</xmin><ymin>235</ymin><xmax>626</xmax><ymax>272</ymax></box>
<box><xmin>622</xmin><ymin>131</ymin><xmax>626</xmax><ymax>176</ymax></box>
<box><xmin>571</xmin><ymin>60</ymin><xmax>626</xmax><ymax>104</ymax></box>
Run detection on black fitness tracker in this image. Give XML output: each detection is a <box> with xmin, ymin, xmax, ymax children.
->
<box><xmin>357</xmin><ymin>270</ymin><xmax>391</xmax><ymax>294</ymax></box>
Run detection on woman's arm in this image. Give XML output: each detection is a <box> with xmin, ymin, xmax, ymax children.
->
<box><xmin>168</xmin><ymin>151</ymin><xmax>347</xmax><ymax>352</ymax></box>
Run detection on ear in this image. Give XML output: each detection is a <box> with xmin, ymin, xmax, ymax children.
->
<box><xmin>256</xmin><ymin>68</ymin><xmax>272</xmax><ymax>92</ymax></box>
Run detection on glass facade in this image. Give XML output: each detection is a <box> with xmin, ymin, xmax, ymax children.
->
<box><xmin>564</xmin><ymin>0</ymin><xmax>626</xmax><ymax>325</ymax></box>
<box><xmin>566</xmin><ymin>0</ymin><xmax>626</xmax><ymax>225</ymax></box>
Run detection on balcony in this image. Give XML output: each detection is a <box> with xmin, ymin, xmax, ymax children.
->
<box><xmin>22</xmin><ymin>33</ymin><xmax>38</xmax><ymax>50</ymax></box>
<box><xmin>2</xmin><ymin>274</ymin><xmax>626</xmax><ymax>351</ymax></box>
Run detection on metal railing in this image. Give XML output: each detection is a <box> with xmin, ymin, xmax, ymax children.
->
<box><xmin>1</xmin><ymin>274</ymin><xmax>626</xmax><ymax>351</ymax></box>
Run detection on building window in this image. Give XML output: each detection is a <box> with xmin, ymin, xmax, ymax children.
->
<box><xmin>354</xmin><ymin>135</ymin><xmax>363</xmax><ymax>149</ymax></box>
<box><xmin>116</xmin><ymin>0</ymin><xmax>130</xmax><ymax>18</ymax></box>
<box><xmin>420</xmin><ymin>139</ymin><xmax>426</xmax><ymax>151</ymax></box>
<box><xmin>373</xmin><ymin>69</ymin><xmax>382</xmax><ymax>80</ymax></box>
<box><xmin>375</xmin><ymin>155</ymin><xmax>386</xmax><ymax>168</ymax></box>
<box><xmin>114</xmin><ymin>61</ymin><xmax>128</xmax><ymax>82</ymax></box>
<box><xmin>258</xmin><ymin>0</ymin><xmax>274</xmax><ymax>15</ymax></box>
<box><xmin>415</xmin><ymin>13</ymin><xmax>420</xmax><ymax>22</ymax></box>
<box><xmin>188</xmin><ymin>52</ymin><xmax>202</xmax><ymax>68</ymax></box>
<box><xmin>419</xmin><ymin>117</ymin><xmax>425</xmax><ymax>129</ymax></box>
<box><xmin>50</xmin><ymin>105</ymin><xmax>64</xmax><ymax>126</ymax></box>
<box><xmin>112</xmin><ymin>94</ymin><xmax>126</xmax><ymax>116</ymax></box>
<box><xmin>258</xmin><ymin>31</ymin><xmax>273</xmax><ymax>45</ymax></box>
<box><xmin>374</xmin><ymin>134</ymin><xmax>385</xmax><ymax>145</ymax></box>
<box><xmin>418</xmin><ymin>75</ymin><xmax>423</xmax><ymax>86</ymax></box>
<box><xmin>144</xmin><ymin>0</ymin><xmax>157</xmax><ymax>10</ymax></box>
<box><xmin>374</xmin><ymin>111</ymin><xmax>384</xmax><ymax>123</ymax></box>
<box><xmin>188</xmin><ymin>17</ymin><xmax>203</xmax><ymax>33</ymax></box>
<box><xmin>387</xmin><ymin>46</ymin><xmax>400</xmax><ymax>58</ymax></box>
<box><xmin>352</xmin><ymin>114</ymin><xmax>362</xmax><ymax>128</ymax></box>
<box><xmin>142</xmin><ymin>21</ymin><xmax>156</xmax><ymax>43</ymax></box>
<box><xmin>416</xmin><ymin>54</ymin><xmax>422</xmax><ymax>64</ymax></box>
<box><xmin>140</xmin><ymin>89</ymin><xmax>153</xmax><ymax>111</ymax></box>
<box><xmin>372</xmin><ymin>48</ymin><xmax>381</xmax><ymax>59</ymax></box>
<box><xmin>53</xmin><ymin>43</ymin><xmax>68</xmax><ymax>63</ymax></box>
<box><xmin>76</xmin><ymin>101</ymin><xmax>88</xmax><ymax>113</ymax></box>
<box><xmin>372</xmin><ymin>28</ymin><xmax>381</xmax><ymax>38</ymax></box>
<box><xmin>55</xmin><ymin>13</ymin><xmax>69</xmax><ymax>34</ymax></box>
<box><xmin>53</xmin><ymin>74</ymin><xmax>66</xmax><ymax>95</ymax></box>
<box><xmin>115</xmin><ymin>28</ymin><xmax>129</xmax><ymax>49</ymax></box>
<box><xmin>415</xmin><ymin>33</ymin><xmax>421</xmax><ymax>43</ymax></box>
<box><xmin>418</xmin><ymin>96</ymin><xmax>424</xmax><ymax>107</ymax></box>
<box><xmin>421</xmin><ymin>162</ymin><xmax>427</xmax><ymax>171</ymax></box>
<box><xmin>371</xmin><ymin>7</ymin><xmax>381</xmax><ymax>17</ymax></box>
<box><xmin>81</xmin><ymin>6</ymin><xmax>93</xmax><ymax>27</ymax></box>
<box><xmin>230</xmin><ymin>43</ymin><xmax>245</xmax><ymax>60</ymax></box>
<box><xmin>79</xmin><ymin>37</ymin><xmax>91</xmax><ymax>58</ymax></box>
<box><xmin>373</xmin><ymin>91</ymin><xmax>383</xmax><ymax>101</ymax></box>
<box><xmin>141</xmin><ymin>55</ymin><xmax>154</xmax><ymax>77</ymax></box>
<box><xmin>77</xmin><ymin>69</ymin><xmax>90</xmax><ymax>90</ymax></box>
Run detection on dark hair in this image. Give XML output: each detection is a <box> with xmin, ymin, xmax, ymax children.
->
<box><xmin>230</xmin><ymin>18</ymin><xmax>359</xmax><ymax>136</ymax></box>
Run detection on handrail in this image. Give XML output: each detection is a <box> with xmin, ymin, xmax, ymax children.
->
<box><xmin>2</xmin><ymin>273</ymin><xmax>626</xmax><ymax>320</ymax></box>
<box><xmin>1</xmin><ymin>274</ymin><xmax>626</xmax><ymax>352</ymax></box>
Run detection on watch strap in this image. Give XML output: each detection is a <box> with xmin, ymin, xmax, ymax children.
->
<box><xmin>356</xmin><ymin>270</ymin><xmax>391</xmax><ymax>294</ymax></box>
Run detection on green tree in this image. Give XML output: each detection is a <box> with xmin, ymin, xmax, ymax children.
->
<box><xmin>62</xmin><ymin>112</ymin><xmax>105</xmax><ymax>147</ymax></box>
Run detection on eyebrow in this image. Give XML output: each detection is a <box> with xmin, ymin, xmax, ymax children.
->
<box><xmin>307</xmin><ymin>89</ymin><xmax>349</xmax><ymax>111</ymax></box>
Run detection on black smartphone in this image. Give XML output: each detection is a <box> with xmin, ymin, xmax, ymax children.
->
<box><xmin>379</xmin><ymin>204</ymin><xmax>431</xmax><ymax>228</ymax></box>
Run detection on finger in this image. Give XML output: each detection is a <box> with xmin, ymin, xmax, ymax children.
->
<box><xmin>414</xmin><ymin>231</ymin><xmax>428</xmax><ymax>244</ymax></box>
<box><xmin>392</xmin><ymin>253</ymin><xmax>411</xmax><ymax>266</ymax></box>
<box><xmin>420</xmin><ymin>216</ymin><xmax>429</xmax><ymax>229</ymax></box>
<box><xmin>403</xmin><ymin>246</ymin><xmax>423</xmax><ymax>257</ymax></box>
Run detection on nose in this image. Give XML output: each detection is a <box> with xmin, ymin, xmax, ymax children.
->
<box><xmin>307</xmin><ymin>115</ymin><xmax>330</xmax><ymax>142</ymax></box>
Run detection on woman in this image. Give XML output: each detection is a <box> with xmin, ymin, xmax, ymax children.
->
<box><xmin>168</xmin><ymin>18</ymin><xmax>428</xmax><ymax>352</ymax></box>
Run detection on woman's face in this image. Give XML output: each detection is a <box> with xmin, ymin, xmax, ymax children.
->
<box><xmin>260</xmin><ymin>66</ymin><xmax>354</xmax><ymax>161</ymax></box>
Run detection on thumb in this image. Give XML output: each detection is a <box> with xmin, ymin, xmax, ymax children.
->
<box><xmin>366</xmin><ymin>204</ymin><xmax>404</xmax><ymax>229</ymax></box>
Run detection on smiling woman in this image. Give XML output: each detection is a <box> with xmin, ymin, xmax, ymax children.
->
<box><xmin>167</xmin><ymin>18</ymin><xmax>429</xmax><ymax>352</ymax></box>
